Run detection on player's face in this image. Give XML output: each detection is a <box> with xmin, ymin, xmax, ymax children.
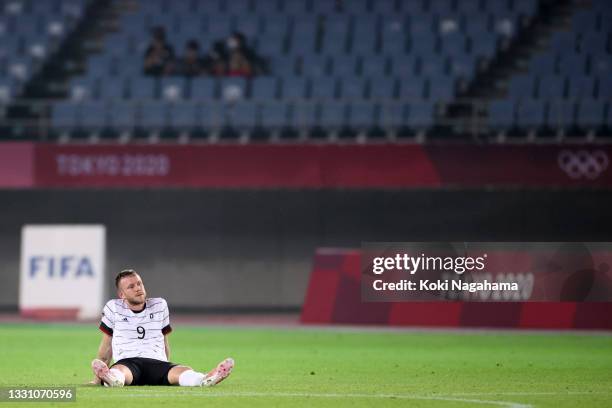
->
<box><xmin>118</xmin><ymin>274</ymin><xmax>147</xmax><ymax>305</ymax></box>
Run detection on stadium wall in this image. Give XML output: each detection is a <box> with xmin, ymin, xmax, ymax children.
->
<box><xmin>1</xmin><ymin>189</ymin><xmax>611</xmax><ymax>311</ymax></box>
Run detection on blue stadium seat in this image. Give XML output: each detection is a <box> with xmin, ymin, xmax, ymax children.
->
<box><xmin>331</xmin><ymin>55</ymin><xmax>359</xmax><ymax>77</ymax></box>
<box><xmin>557</xmin><ymin>53</ymin><xmax>587</xmax><ymax>76</ymax></box>
<box><xmin>225</xmin><ymin>0</ymin><xmax>252</xmax><ymax>15</ymax></box>
<box><xmin>128</xmin><ymin>77</ymin><xmax>157</xmax><ymax>100</ymax></box>
<box><xmin>377</xmin><ymin>103</ymin><xmax>407</xmax><ymax>128</ymax></box>
<box><xmin>549</xmin><ymin>32</ymin><xmax>576</xmax><ymax>53</ymax></box>
<box><xmin>590</xmin><ymin>54</ymin><xmax>612</xmax><ymax>77</ymax></box>
<box><xmin>283</xmin><ymin>0</ymin><xmax>310</xmax><ymax>15</ymax></box>
<box><xmin>51</xmin><ymin>102</ymin><xmax>78</xmax><ymax>129</ymax></box>
<box><xmin>530</xmin><ymin>53</ymin><xmax>556</xmax><ymax>75</ymax></box>
<box><xmin>516</xmin><ymin>100</ymin><xmax>545</xmax><ymax>128</ymax></box>
<box><xmin>339</xmin><ymin>77</ymin><xmax>366</xmax><ymax>99</ymax></box>
<box><xmin>576</xmin><ymin>100</ymin><xmax>606</xmax><ymax>128</ymax></box>
<box><xmin>372</xmin><ymin>0</ymin><xmax>397</xmax><ymax>14</ymax></box>
<box><xmin>281</xmin><ymin>77</ymin><xmax>308</xmax><ymax>99</ymax></box>
<box><xmin>260</xmin><ymin>102</ymin><xmax>290</xmax><ymax>128</ymax></box>
<box><xmin>291</xmin><ymin>102</ymin><xmax>317</xmax><ymax>128</ymax></box>
<box><xmin>138</xmin><ymin>101</ymin><xmax>168</xmax><ymax>129</ymax></box>
<box><xmin>256</xmin><ymin>33</ymin><xmax>286</xmax><ymax>55</ymax></box>
<box><xmin>108</xmin><ymin>102</ymin><xmax>136</xmax><ymax>130</ymax></box>
<box><xmin>98</xmin><ymin>79</ymin><xmax>126</xmax><ymax>100</ymax></box>
<box><xmin>427</xmin><ymin>77</ymin><xmax>455</xmax><ymax>101</ymax></box>
<box><xmin>318</xmin><ymin>103</ymin><xmax>347</xmax><ymax>128</ymax></box>
<box><xmin>168</xmin><ymin>102</ymin><xmax>198</xmax><ymax>129</ymax></box>
<box><xmin>508</xmin><ymin>75</ymin><xmax>536</xmax><ymax>100</ymax></box>
<box><xmin>199</xmin><ymin>103</ymin><xmax>224</xmax><ymax>128</ymax></box>
<box><xmin>300</xmin><ymin>55</ymin><xmax>329</xmax><ymax>77</ymax></box>
<box><xmin>160</xmin><ymin>78</ymin><xmax>186</xmax><ymax>100</ymax></box>
<box><xmin>226</xmin><ymin>101</ymin><xmax>258</xmax><ymax>128</ymax></box>
<box><xmin>70</xmin><ymin>76</ymin><xmax>97</xmax><ymax>100</ymax></box>
<box><xmin>321</xmin><ymin>31</ymin><xmax>348</xmax><ymax>54</ymax></box>
<box><xmin>207</xmin><ymin>17</ymin><xmax>233</xmax><ymax>38</ymax></box>
<box><xmin>547</xmin><ymin>101</ymin><xmax>575</xmax><ymax>129</ymax></box>
<box><xmin>310</xmin><ymin>77</ymin><xmax>337</xmax><ymax>99</ymax></box>
<box><xmin>361</xmin><ymin>56</ymin><xmax>389</xmax><ymax>77</ymax></box>
<box><xmin>269</xmin><ymin>55</ymin><xmax>296</xmax><ymax>77</ymax></box>
<box><xmin>488</xmin><ymin>100</ymin><xmax>515</xmax><ymax>129</ymax></box>
<box><xmin>398</xmin><ymin>77</ymin><xmax>426</xmax><ymax>99</ymax></box>
<box><xmin>191</xmin><ymin>78</ymin><xmax>217</xmax><ymax>100</ymax></box>
<box><xmin>567</xmin><ymin>76</ymin><xmax>596</xmax><ymax>99</ymax></box>
<box><xmin>470</xmin><ymin>35</ymin><xmax>498</xmax><ymax>57</ymax></box>
<box><xmin>537</xmin><ymin>76</ymin><xmax>566</xmax><ymax>100</ymax></box>
<box><xmin>406</xmin><ymin>102</ymin><xmax>435</xmax><ymax>128</ymax></box>
<box><xmin>220</xmin><ymin>78</ymin><xmax>247</xmax><ymax>101</ymax></box>
<box><xmin>419</xmin><ymin>56</ymin><xmax>449</xmax><ymax>77</ymax></box>
<box><xmin>440</xmin><ymin>34</ymin><xmax>468</xmax><ymax>57</ymax></box>
<box><xmin>390</xmin><ymin>55</ymin><xmax>417</xmax><ymax>76</ymax></box>
<box><xmin>251</xmin><ymin>77</ymin><xmax>279</xmax><ymax>100</ymax></box>
<box><xmin>597</xmin><ymin>76</ymin><xmax>612</xmax><ymax>99</ymax></box>
<box><xmin>449</xmin><ymin>54</ymin><xmax>476</xmax><ymax>79</ymax></box>
<box><xmin>370</xmin><ymin>77</ymin><xmax>397</xmax><ymax>100</ymax></box>
<box><xmin>80</xmin><ymin>102</ymin><xmax>107</xmax><ymax>129</ymax></box>
<box><xmin>348</xmin><ymin>102</ymin><xmax>376</xmax><ymax>129</ymax></box>
<box><xmin>255</xmin><ymin>0</ymin><xmax>280</xmax><ymax>14</ymax></box>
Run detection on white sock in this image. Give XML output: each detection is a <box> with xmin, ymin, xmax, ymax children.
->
<box><xmin>178</xmin><ymin>370</ymin><xmax>205</xmax><ymax>387</ymax></box>
<box><xmin>109</xmin><ymin>368</ymin><xmax>125</xmax><ymax>386</ymax></box>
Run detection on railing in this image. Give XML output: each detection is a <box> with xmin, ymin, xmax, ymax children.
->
<box><xmin>0</xmin><ymin>97</ymin><xmax>609</xmax><ymax>143</ymax></box>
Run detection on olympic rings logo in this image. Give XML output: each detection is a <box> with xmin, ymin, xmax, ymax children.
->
<box><xmin>557</xmin><ymin>150</ymin><xmax>609</xmax><ymax>180</ymax></box>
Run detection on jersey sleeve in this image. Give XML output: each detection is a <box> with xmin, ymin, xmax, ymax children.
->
<box><xmin>99</xmin><ymin>301</ymin><xmax>114</xmax><ymax>336</ymax></box>
<box><xmin>161</xmin><ymin>299</ymin><xmax>172</xmax><ymax>335</ymax></box>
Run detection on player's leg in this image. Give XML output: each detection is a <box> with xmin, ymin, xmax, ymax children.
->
<box><xmin>91</xmin><ymin>360</ymin><xmax>133</xmax><ymax>387</ymax></box>
<box><xmin>168</xmin><ymin>358</ymin><xmax>234</xmax><ymax>387</ymax></box>
<box><xmin>167</xmin><ymin>365</ymin><xmax>203</xmax><ymax>386</ymax></box>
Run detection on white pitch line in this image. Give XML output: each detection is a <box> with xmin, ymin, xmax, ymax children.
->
<box><xmin>86</xmin><ymin>391</ymin><xmax>533</xmax><ymax>408</ymax></box>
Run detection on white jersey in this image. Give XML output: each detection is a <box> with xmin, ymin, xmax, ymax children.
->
<box><xmin>99</xmin><ymin>297</ymin><xmax>172</xmax><ymax>362</ymax></box>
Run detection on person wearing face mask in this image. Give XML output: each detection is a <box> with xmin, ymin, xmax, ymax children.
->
<box><xmin>202</xmin><ymin>40</ymin><xmax>228</xmax><ymax>76</ymax></box>
<box><xmin>225</xmin><ymin>32</ymin><xmax>251</xmax><ymax>77</ymax></box>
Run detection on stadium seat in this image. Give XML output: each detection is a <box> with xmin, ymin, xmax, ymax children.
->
<box><xmin>339</xmin><ymin>77</ymin><xmax>366</xmax><ymax>99</ymax></box>
<box><xmin>488</xmin><ymin>100</ymin><xmax>515</xmax><ymax>129</ymax></box>
<box><xmin>260</xmin><ymin>102</ymin><xmax>290</xmax><ymax>128</ymax></box>
<box><xmin>251</xmin><ymin>77</ymin><xmax>279</xmax><ymax>100</ymax></box>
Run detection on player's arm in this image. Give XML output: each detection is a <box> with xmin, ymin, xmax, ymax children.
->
<box><xmin>89</xmin><ymin>333</ymin><xmax>112</xmax><ymax>385</ymax></box>
<box><xmin>164</xmin><ymin>334</ymin><xmax>171</xmax><ymax>360</ymax></box>
<box><xmin>97</xmin><ymin>333</ymin><xmax>113</xmax><ymax>366</ymax></box>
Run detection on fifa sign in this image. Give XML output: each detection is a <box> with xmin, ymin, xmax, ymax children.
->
<box><xmin>19</xmin><ymin>225</ymin><xmax>106</xmax><ymax>319</ymax></box>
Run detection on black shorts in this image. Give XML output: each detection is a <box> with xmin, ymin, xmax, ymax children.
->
<box><xmin>111</xmin><ymin>357</ymin><xmax>178</xmax><ymax>386</ymax></box>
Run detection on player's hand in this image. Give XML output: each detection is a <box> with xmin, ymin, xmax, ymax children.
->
<box><xmin>87</xmin><ymin>377</ymin><xmax>102</xmax><ymax>386</ymax></box>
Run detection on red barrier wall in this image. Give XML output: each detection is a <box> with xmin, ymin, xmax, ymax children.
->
<box><xmin>0</xmin><ymin>143</ymin><xmax>606</xmax><ymax>188</ymax></box>
<box><xmin>301</xmin><ymin>249</ymin><xmax>612</xmax><ymax>329</ymax></box>
<box><xmin>0</xmin><ymin>143</ymin><xmax>34</xmax><ymax>187</ymax></box>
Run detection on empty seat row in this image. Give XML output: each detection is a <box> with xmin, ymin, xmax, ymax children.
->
<box><xmin>135</xmin><ymin>0</ymin><xmax>537</xmax><ymax>16</ymax></box>
<box><xmin>489</xmin><ymin>100</ymin><xmax>612</xmax><ymax>129</ymax></box>
<box><xmin>508</xmin><ymin>75</ymin><xmax>611</xmax><ymax>100</ymax></box>
<box><xmin>68</xmin><ymin>76</ymin><xmax>457</xmax><ymax>101</ymax></box>
<box><xmin>50</xmin><ymin>100</ymin><xmax>438</xmax><ymax>130</ymax></box>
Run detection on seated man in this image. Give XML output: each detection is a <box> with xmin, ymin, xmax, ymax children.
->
<box><xmin>91</xmin><ymin>269</ymin><xmax>234</xmax><ymax>387</ymax></box>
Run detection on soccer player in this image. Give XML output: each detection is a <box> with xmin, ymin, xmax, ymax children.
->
<box><xmin>90</xmin><ymin>269</ymin><xmax>234</xmax><ymax>387</ymax></box>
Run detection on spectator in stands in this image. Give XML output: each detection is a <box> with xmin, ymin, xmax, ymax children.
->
<box><xmin>177</xmin><ymin>39</ymin><xmax>206</xmax><ymax>77</ymax></box>
<box><xmin>227</xmin><ymin>31</ymin><xmax>266</xmax><ymax>75</ymax></box>
<box><xmin>143</xmin><ymin>26</ymin><xmax>175</xmax><ymax>76</ymax></box>
<box><xmin>202</xmin><ymin>41</ymin><xmax>228</xmax><ymax>76</ymax></box>
<box><xmin>225</xmin><ymin>32</ymin><xmax>254</xmax><ymax>77</ymax></box>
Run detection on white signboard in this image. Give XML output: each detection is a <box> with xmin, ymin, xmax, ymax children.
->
<box><xmin>20</xmin><ymin>225</ymin><xmax>106</xmax><ymax>319</ymax></box>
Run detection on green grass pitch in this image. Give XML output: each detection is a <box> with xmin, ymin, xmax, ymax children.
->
<box><xmin>0</xmin><ymin>323</ymin><xmax>610</xmax><ymax>407</ymax></box>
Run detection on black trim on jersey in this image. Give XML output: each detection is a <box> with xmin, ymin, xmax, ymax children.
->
<box><xmin>99</xmin><ymin>322</ymin><xmax>113</xmax><ymax>336</ymax></box>
<box><xmin>161</xmin><ymin>325</ymin><xmax>172</xmax><ymax>335</ymax></box>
